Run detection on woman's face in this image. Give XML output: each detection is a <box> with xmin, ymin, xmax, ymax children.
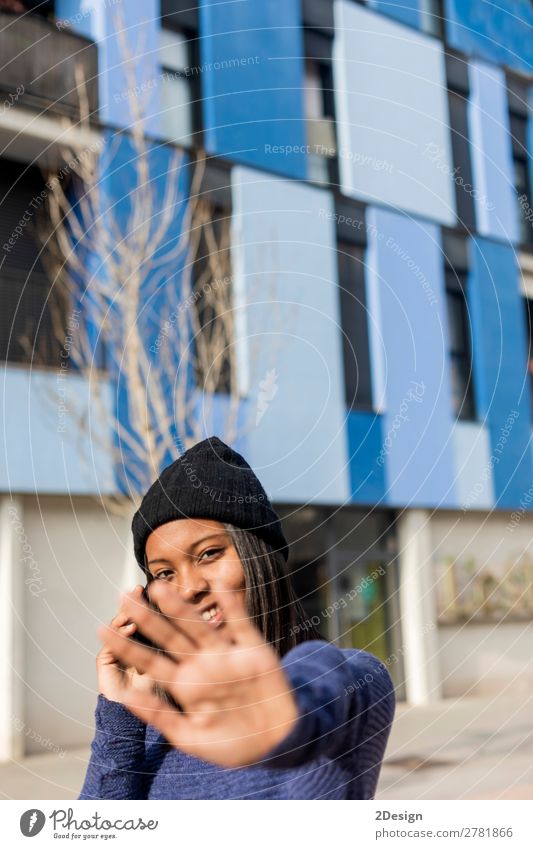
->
<box><xmin>144</xmin><ymin>518</ymin><xmax>246</xmax><ymax>628</ymax></box>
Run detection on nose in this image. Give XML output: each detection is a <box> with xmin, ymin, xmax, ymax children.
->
<box><xmin>176</xmin><ymin>564</ymin><xmax>209</xmax><ymax>604</ymax></box>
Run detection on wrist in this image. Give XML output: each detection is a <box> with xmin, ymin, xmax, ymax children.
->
<box><xmin>255</xmin><ymin>674</ymin><xmax>300</xmax><ymax>761</ymax></box>
<box><xmin>95</xmin><ymin>693</ymin><xmax>147</xmax><ymax>732</ymax></box>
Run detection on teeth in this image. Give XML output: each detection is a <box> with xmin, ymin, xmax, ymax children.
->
<box><xmin>202</xmin><ymin>606</ymin><xmax>219</xmax><ymax>621</ymax></box>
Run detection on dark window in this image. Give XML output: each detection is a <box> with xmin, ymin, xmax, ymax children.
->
<box><xmin>420</xmin><ymin>0</ymin><xmax>445</xmax><ymax>38</ymax></box>
<box><xmin>442</xmin><ymin>232</ymin><xmax>476</xmax><ymax>421</ymax></box>
<box><xmin>507</xmin><ymin>74</ymin><xmax>533</xmax><ymax>245</ymax></box>
<box><xmin>446</xmin><ymin>51</ymin><xmax>476</xmax><ymax>231</ymax></box>
<box><xmin>301</xmin><ymin>0</ymin><xmax>334</xmax><ymax>33</ymax></box>
<box><xmin>191</xmin><ymin>190</ymin><xmax>234</xmax><ymax>395</ymax></box>
<box><xmin>0</xmin><ymin>159</ymin><xmax>64</xmax><ymax>366</ymax></box>
<box><xmin>524</xmin><ymin>297</ymin><xmax>533</xmax><ymax>419</ymax></box>
<box><xmin>160</xmin><ymin>0</ymin><xmax>197</xmax><ymax>31</ymax></box>
<box><xmin>303</xmin><ymin>23</ymin><xmax>338</xmax><ymax>187</ymax></box>
<box><xmin>159</xmin><ymin>4</ymin><xmax>201</xmax><ymax>147</ymax></box>
<box><xmin>443</xmin><ymin>231</ymin><xmax>476</xmax><ymax>420</ymax></box>
<box><xmin>4</xmin><ymin>1</ymin><xmax>55</xmax><ymax>18</ymax></box>
<box><xmin>336</xmin><ymin>221</ymin><xmax>373</xmax><ymax>409</ymax></box>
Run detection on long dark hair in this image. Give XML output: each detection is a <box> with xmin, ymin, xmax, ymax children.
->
<box><xmin>223</xmin><ymin>523</ymin><xmax>321</xmax><ymax>655</ymax></box>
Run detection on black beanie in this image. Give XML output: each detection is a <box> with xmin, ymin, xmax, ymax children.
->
<box><xmin>131</xmin><ymin>435</ymin><xmax>289</xmax><ymax>572</ymax></box>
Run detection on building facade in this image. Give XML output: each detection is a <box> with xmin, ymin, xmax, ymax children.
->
<box><xmin>1</xmin><ymin>0</ymin><xmax>533</xmax><ymax>758</ymax></box>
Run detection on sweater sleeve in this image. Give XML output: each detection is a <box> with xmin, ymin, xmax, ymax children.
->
<box><xmin>263</xmin><ymin>640</ymin><xmax>395</xmax><ymax>769</ymax></box>
<box><xmin>78</xmin><ymin>694</ymin><xmax>148</xmax><ymax>800</ymax></box>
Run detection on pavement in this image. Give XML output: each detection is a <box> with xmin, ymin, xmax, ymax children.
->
<box><xmin>0</xmin><ymin>691</ymin><xmax>532</xmax><ymax>799</ymax></box>
<box><xmin>378</xmin><ymin>690</ymin><xmax>533</xmax><ymax>799</ymax></box>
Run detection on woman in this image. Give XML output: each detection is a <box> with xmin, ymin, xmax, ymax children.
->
<box><xmin>79</xmin><ymin>436</ymin><xmax>395</xmax><ymax>800</ymax></box>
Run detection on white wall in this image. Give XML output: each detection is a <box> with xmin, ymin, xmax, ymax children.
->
<box><xmin>438</xmin><ymin>622</ymin><xmax>533</xmax><ymax>697</ymax></box>
<box><xmin>333</xmin><ymin>1</ymin><xmax>455</xmax><ymax>225</ymax></box>
<box><xmin>20</xmin><ymin>495</ymin><xmax>136</xmax><ymax>754</ymax></box>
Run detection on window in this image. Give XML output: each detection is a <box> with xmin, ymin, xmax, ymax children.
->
<box><xmin>524</xmin><ymin>297</ymin><xmax>533</xmax><ymax>419</ymax></box>
<box><xmin>335</xmin><ymin>199</ymin><xmax>373</xmax><ymax>409</ymax></box>
<box><xmin>302</xmin><ymin>1</ymin><xmax>338</xmax><ymax>186</ymax></box>
<box><xmin>0</xmin><ymin>159</ymin><xmax>63</xmax><ymax>366</ymax></box>
<box><xmin>158</xmin><ymin>29</ymin><xmax>196</xmax><ymax>146</ymax></box>
<box><xmin>419</xmin><ymin>0</ymin><xmax>444</xmax><ymax>38</ymax></box>
<box><xmin>507</xmin><ymin>74</ymin><xmax>533</xmax><ymax>245</ymax></box>
<box><xmin>191</xmin><ymin>163</ymin><xmax>234</xmax><ymax>395</ymax></box>
<box><xmin>443</xmin><ymin>232</ymin><xmax>476</xmax><ymax>420</ymax></box>
<box><xmin>446</xmin><ymin>51</ymin><xmax>476</xmax><ymax>231</ymax></box>
<box><xmin>445</xmin><ymin>276</ymin><xmax>476</xmax><ymax>420</ymax></box>
<box><xmin>159</xmin><ymin>2</ymin><xmax>201</xmax><ymax>146</ymax></box>
<box><xmin>12</xmin><ymin>0</ymin><xmax>55</xmax><ymax>19</ymax></box>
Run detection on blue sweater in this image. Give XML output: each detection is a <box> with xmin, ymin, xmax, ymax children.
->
<box><xmin>79</xmin><ymin>640</ymin><xmax>395</xmax><ymax>800</ymax></box>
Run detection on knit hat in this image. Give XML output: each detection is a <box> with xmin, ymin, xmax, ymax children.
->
<box><xmin>131</xmin><ymin>436</ymin><xmax>289</xmax><ymax>572</ymax></box>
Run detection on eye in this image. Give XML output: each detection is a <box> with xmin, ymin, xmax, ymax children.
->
<box><xmin>154</xmin><ymin>569</ymin><xmax>174</xmax><ymax>580</ymax></box>
<box><xmin>199</xmin><ymin>547</ymin><xmax>224</xmax><ymax>561</ymax></box>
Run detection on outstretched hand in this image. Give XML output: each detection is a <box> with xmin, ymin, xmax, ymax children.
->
<box><xmin>98</xmin><ymin>583</ymin><xmax>298</xmax><ymax>768</ymax></box>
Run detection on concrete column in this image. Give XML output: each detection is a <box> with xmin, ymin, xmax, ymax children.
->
<box><xmin>397</xmin><ymin>508</ymin><xmax>442</xmax><ymax>704</ymax></box>
<box><xmin>0</xmin><ymin>496</ymin><xmax>26</xmax><ymax>761</ymax></box>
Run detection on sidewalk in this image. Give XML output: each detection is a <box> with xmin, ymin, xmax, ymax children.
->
<box><xmin>0</xmin><ymin>691</ymin><xmax>532</xmax><ymax>799</ymax></box>
<box><xmin>378</xmin><ymin>690</ymin><xmax>533</xmax><ymax>799</ymax></box>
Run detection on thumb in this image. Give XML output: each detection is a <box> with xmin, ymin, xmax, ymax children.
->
<box><xmin>98</xmin><ymin>622</ymin><xmax>136</xmax><ymax>665</ymax></box>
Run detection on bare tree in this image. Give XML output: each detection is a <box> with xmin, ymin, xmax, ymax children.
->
<box><xmin>31</xmin><ymin>7</ymin><xmax>277</xmax><ymax>516</ymax></box>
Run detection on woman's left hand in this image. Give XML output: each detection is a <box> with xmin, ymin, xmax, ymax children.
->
<box><xmin>98</xmin><ymin>583</ymin><xmax>298</xmax><ymax>768</ymax></box>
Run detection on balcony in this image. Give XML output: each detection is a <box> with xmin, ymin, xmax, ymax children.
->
<box><xmin>0</xmin><ymin>10</ymin><xmax>98</xmax><ymax>119</ymax></box>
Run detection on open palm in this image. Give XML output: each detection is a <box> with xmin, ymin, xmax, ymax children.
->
<box><xmin>98</xmin><ymin>583</ymin><xmax>298</xmax><ymax>767</ymax></box>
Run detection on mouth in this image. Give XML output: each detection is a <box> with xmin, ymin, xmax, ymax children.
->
<box><xmin>200</xmin><ymin>602</ymin><xmax>223</xmax><ymax>627</ymax></box>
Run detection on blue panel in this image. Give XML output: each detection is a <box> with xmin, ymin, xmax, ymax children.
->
<box><xmin>56</xmin><ymin>0</ymin><xmax>96</xmax><ymax>40</ymax></box>
<box><xmin>366</xmin><ymin>208</ymin><xmax>457</xmax><ymax>507</ymax></box>
<box><xmin>189</xmin><ymin>391</ymin><xmax>253</xmax><ymax>467</ymax></box>
<box><xmin>468</xmin><ymin>61</ymin><xmax>519</xmax><ymax>244</ymax></box>
<box><xmin>333</xmin><ymin>1</ymin><xmax>456</xmax><ymax>226</ymax></box>
<box><xmin>468</xmin><ymin>237</ymin><xmax>532</xmax><ymax>507</ymax></box>
<box><xmin>453</xmin><ymin>421</ymin><xmax>494</xmax><ymax>509</ymax></box>
<box><xmin>0</xmin><ymin>369</ymin><xmax>115</xmax><ymax>494</ymax></box>
<box><xmin>97</xmin><ymin>134</ymin><xmax>192</xmax><ymax>494</ymax></box>
<box><xmin>347</xmin><ymin>411</ymin><xmax>387</xmax><ymax>504</ymax></box>
<box><xmin>444</xmin><ymin>0</ymin><xmax>533</xmax><ymax>73</ymax></box>
<box><xmin>367</xmin><ymin>0</ymin><xmax>421</xmax><ymax>29</ymax></box>
<box><xmin>231</xmin><ymin>167</ymin><xmax>350</xmax><ymax>503</ymax></box>
<box><xmin>56</xmin><ymin>0</ymin><xmax>161</xmax><ymax>133</ymax></box>
<box><xmin>199</xmin><ymin>0</ymin><xmax>306</xmax><ymax>179</ymax></box>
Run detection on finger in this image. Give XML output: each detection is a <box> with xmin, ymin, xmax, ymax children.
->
<box><xmin>111</xmin><ymin>611</ymin><xmax>134</xmax><ymax>628</ymax></box>
<box><xmin>98</xmin><ymin>623</ymin><xmax>179</xmax><ymax>688</ymax></box>
<box><xmin>216</xmin><ymin>590</ymin><xmax>264</xmax><ymax>648</ymax></box>
<box><xmin>121</xmin><ymin>591</ymin><xmax>197</xmax><ymax>658</ymax></box>
<box><xmin>118</xmin><ymin>585</ymin><xmax>144</xmax><ymax>618</ymax></box>
<box><xmin>147</xmin><ymin>582</ymin><xmax>232</xmax><ymax>648</ymax></box>
<box><xmin>112</xmin><ymin>586</ymin><xmax>144</xmax><ymax>628</ymax></box>
<box><xmin>97</xmin><ymin>621</ymin><xmax>137</xmax><ymax>666</ymax></box>
<box><xmin>101</xmin><ymin>621</ymin><xmax>136</xmax><ymax>643</ymax></box>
